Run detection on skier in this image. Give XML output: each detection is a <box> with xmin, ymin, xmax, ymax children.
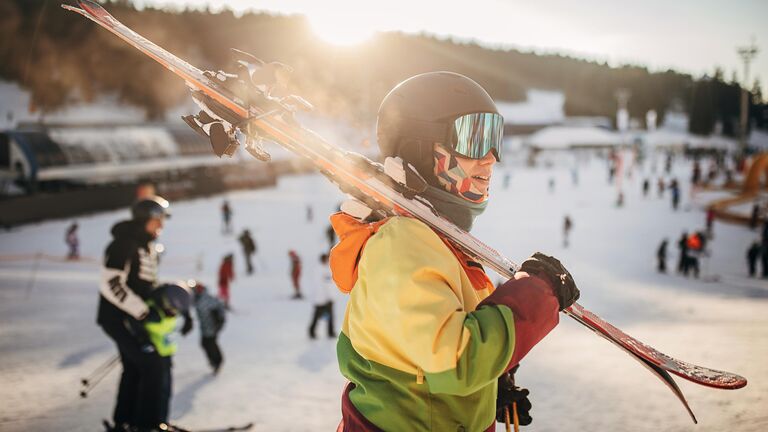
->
<box><xmin>191</xmin><ymin>281</ymin><xmax>227</xmax><ymax>373</ymax></box>
<box><xmin>706</xmin><ymin>208</ymin><xmax>715</xmax><ymax>238</ymax></box>
<box><xmin>657</xmin><ymin>238</ymin><xmax>668</xmax><ymax>273</ymax></box>
<box><xmin>221</xmin><ymin>200</ymin><xmax>233</xmax><ymax>234</ymax></box>
<box><xmin>642</xmin><ymin>178</ymin><xmax>650</xmax><ymax>197</ymax></box>
<box><xmin>750</xmin><ymin>202</ymin><xmax>760</xmax><ymax>229</ymax></box>
<box><xmin>218</xmin><ymin>254</ymin><xmax>235</xmax><ymax>308</ymax></box>
<box><xmin>325</xmin><ymin>224</ymin><xmax>336</xmax><ymax>249</ymax></box>
<box><xmin>137</xmin><ymin>282</ymin><xmax>193</xmax><ymax>431</ymax></box>
<box><xmin>237</xmin><ymin>229</ymin><xmax>257</xmax><ymax>275</ymax></box>
<box><xmin>308</xmin><ymin>254</ymin><xmax>335</xmax><ymax>339</ymax></box>
<box><xmin>563</xmin><ymin>215</ymin><xmax>573</xmax><ymax>248</ymax></box>
<box><xmin>65</xmin><ymin>221</ymin><xmax>79</xmax><ymax>259</ymax></box>
<box><xmin>670</xmin><ymin>178</ymin><xmax>680</xmax><ymax>211</ymax></box>
<box><xmin>677</xmin><ymin>231</ymin><xmax>689</xmax><ymax>274</ymax></box>
<box><xmin>288</xmin><ymin>250</ymin><xmax>302</xmax><ymax>299</ymax></box>
<box><xmin>97</xmin><ymin>197</ymin><xmax>192</xmax><ymax>432</ymax></box>
<box><xmin>684</xmin><ymin>232</ymin><xmax>704</xmax><ymax>278</ymax></box>
<box><xmin>747</xmin><ymin>241</ymin><xmax>761</xmax><ymax>277</ymax></box>
<box><xmin>762</xmin><ymin>220</ymin><xmax>768</xmax><ymax>278</ymax></box>
<box><xmin>657</xmin><ymin>177</ymin><xmax>665</xmax><ymax>198</ymax></box>
<box><xmin>329</xmin><ymin>72</ymin><xmax>579</xmax><ymax>431</ymax></box>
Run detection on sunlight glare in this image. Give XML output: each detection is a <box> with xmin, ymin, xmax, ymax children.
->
<box><xmin>308</xmin><ymin>13</ymin><xmax>376</xmax><ymax>46</ymax></box>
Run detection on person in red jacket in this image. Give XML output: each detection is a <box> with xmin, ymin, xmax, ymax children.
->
<box><xmin>218</xmin><ymin>254</ymin><xmax>235</xmax><ymax>308</ymax></box>
<box><xmin>288</xmin><ymin>250</ymin><xmax>302</xmax><ymax>299</ymax></box>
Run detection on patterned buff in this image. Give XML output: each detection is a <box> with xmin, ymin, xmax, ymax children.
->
<box><xmin>433</xmin><ymin>145</ymin><xmax>488</xmax><ymax>203</ymax></box>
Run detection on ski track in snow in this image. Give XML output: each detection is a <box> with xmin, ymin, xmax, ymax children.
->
<box><xmin>0</xmin><ymin>153</ymin><xmax>766</xmax><ymax>431</ymax></box>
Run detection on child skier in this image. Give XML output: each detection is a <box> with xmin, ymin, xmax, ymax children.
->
<box><xmin>330</xmin><ymin>72</ymin><xmax>579</xmax><ymax>431</ymax></box>
<box><xmin>191</xmin><ymin>281</ymin><xmax>227</xmax><ymax>373</ymax></box>
<box><xmin>137</xmin><ymin>282</ymin><xmax>193</xmax><ymax>431</ymax></box>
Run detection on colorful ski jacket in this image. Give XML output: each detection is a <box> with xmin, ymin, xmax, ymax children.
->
<box><xmin>330</xmin><ymin>213</ymin><xmax>560</xmax><ymax>432</ymax></box>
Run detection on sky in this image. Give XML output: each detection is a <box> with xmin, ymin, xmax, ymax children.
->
<box><xmin>131</xmin><ymin>0</ymin><xmax>767</xmax><ymax>91</ymax></box>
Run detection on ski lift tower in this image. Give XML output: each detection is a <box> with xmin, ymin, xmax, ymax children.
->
<box><xmin>737</xmin><ymin>38</ymin><xmax>759</xmax><ymax>153</ymax></box>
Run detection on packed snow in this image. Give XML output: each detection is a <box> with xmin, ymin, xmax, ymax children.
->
<box><xmin>0</xmin><ymin>151</ymin><xmax>766</xmax><ymax>431</ymax></box>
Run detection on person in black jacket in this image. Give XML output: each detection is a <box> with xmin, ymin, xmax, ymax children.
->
<box><xmin>98</xmin><ymin>196</ymin><xmax>192</xmax><ymax>432</ymax></box>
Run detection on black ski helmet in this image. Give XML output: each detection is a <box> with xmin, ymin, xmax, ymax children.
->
<box><xmin>376</xmin><ymin>72</ymin><xmax>500</xmax><ymax>184</ymax></box>
<box><xmin>131</xmin><ymin>196</ymin><xmax>171</xmax><ymax>222</ymax></box>
<box><xmin>156</xmin><ymin>281</ymin><xmax>192</xmax><ymax>315</ymax></box>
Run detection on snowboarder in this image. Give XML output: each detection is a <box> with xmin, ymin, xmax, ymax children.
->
<box><xmin>237</xmin><ymin>229</ymin><xmax>257</xmax><ymax>275</ymax></box>
<box><xmin>288</xmin><ymin>250</ymin><xmax>302</xmax><ymax>299</ymax></box>
<box><xmin>65</xmin><ymin>221</ymin><xmax>79</xmax><ymax>259</ymax></box>
<box><xmin>329</xmin><ymin>72</ymin><xmax>579</xmax><ymax>431</ymax></box>
<box><xmin>97</xmin><ymin>197</ymin><xmax>192</xmax><ymax>432</ymax></box>
<box><xmin>191</xmin><ymin>281</ymin><xmax>227</xmax><ymax>373</ymax></box>
<box><xmin>563</xmin><ymin>215</ymin><xmax>573</xmax><ymax>248</ymax></box>
<box><xmin>308</xmin><ymin>254</ymin><xmax>335</xmax><ymax>339</ymax></box>
<box><xmin>218</xmin><ymin>254</ymin><xmax>235</xmax><ymax>308</ymax></box>
<box><xmin>747</xmin><ymin>241</ymin><xmax>761</xmax><ymax>277</ymax></box>
<box><xmin>221</xmin><ymin>200</ymin><xmax>233</xmax><ymax>234</ymax></box>
<box><xmin>657</xmin><ymin>238</ymin><xmax>668</xmax><ymax>273</ymax></box>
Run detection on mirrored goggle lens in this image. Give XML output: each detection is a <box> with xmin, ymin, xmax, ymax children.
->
<box><xmin>451</xmin><ymin>112</ymin><xmax>504</xmax><ymax>161</ymax></box>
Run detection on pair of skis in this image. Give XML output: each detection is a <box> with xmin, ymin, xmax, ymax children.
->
<box><xmin>63</xmin><ymin>0</ymin><xmax>746</xmax><ymax>423</ymax></box>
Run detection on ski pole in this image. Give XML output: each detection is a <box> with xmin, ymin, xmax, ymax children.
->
<box><xmin>80</xmin><ymin>354</ymin><xmax>120</xmax><ymax>398</ymax></box>
<box><xmin>81</xmin><ymin>353</ymin><xmax>120</xmax><ymax>387</ymax></box>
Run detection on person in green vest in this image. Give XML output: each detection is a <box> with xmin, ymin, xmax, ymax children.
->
<box><xmin>138</xmin><ymin>282</ymin><xmax>192</xmax><ymax>432</ymax></box>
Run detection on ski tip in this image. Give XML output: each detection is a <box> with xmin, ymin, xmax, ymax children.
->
<box><xmin>78</xmin><ymin>0</ymin><xmax>110</xmax><ymax>17</ymax></box>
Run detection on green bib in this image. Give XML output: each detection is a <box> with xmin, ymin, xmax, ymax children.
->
<box><xmin>144</xmin><ymin>301</ymin><xmax>178</xmax><ymax>357</ymax></box>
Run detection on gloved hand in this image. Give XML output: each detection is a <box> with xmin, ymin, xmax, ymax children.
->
<box><xmin>181</xmin><ymin>312</ymin><xmax>193</xmax><ymax>336</ymax></box>
<box><xmin>496</xmin><ymin>366</ymin><xmax>533</xmax><ymax>426</ymax></box>
<box><xmin>520</xmin><ymin>252</ymin><xmax>580</xmax><ymax>311</ymax></box>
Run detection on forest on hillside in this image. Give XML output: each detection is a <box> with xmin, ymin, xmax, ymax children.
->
<box><xmin>1</xmin><ymin>0</ymin><xmax>765</xmax><ymax>136</ymax></box>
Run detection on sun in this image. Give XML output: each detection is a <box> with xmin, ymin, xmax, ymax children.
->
<box><xmin>308</xmin><ymin>14</ymin><xmax>376</xmax><ymax>46</ymax></box>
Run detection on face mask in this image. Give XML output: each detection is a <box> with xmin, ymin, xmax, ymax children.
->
<box><xmin>433</xmin><ymin>145</ymin><xmax>489</xmax><ymax>203</ymax></box>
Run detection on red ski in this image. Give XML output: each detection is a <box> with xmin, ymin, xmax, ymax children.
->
<box><xmin>63</xmin><ymin>0</ymin><xmax>746</xmax><ymax>423</ymax></box>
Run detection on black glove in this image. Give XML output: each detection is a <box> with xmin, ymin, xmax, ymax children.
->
<box><xmin>496</xmin><ymin>366</ymin><xmax>533</xmax><ymax>426</ymax></box>
<box><xmin>181</xmin><ymin>312</ymin><xmax>193</xmax><ymax>336</ymax></box>
<box><xmin>520</xmin><ymin>252</ymin><xmax>580</xmax><ymax>310</ymax></box>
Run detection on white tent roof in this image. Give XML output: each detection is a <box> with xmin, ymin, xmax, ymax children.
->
<box><xmin>496</xmin><ymin>89</ymin><xmax>565</xmax><ymax>125</ymax></box>
<box><xmin>524</xmin><ymin>126</ymin><xmax>621</xmax><ymax>150</ymax></box>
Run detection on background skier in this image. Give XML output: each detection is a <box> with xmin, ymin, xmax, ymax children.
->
<box><xmin>747</xmin><ymin>241</ymin><xmax>761</xmax><ymax>277</ymax></box>
<box><xmin>330</xmin><ymin>72</ymin><xmax>579</xmax><ymax>431</ymax></box>
<box><xmin>288</xmin><ymin>250</ymin><xmax>302</xmax><ymax>299</ymax></box>
<box><xmin>657</xmin><ymin>238</ymin><xmax>668</xmax><ymax>273</ymax></box>
<box><xmin>191</xmin><ymin>281</ymin><xmax>227</xmax><ymax>373</ymax></box>
<box><xmin>238</xmin><ymin>229</ymin><xmax>257</xmax><ymax>275</ymax></box>
<box><xmin>65</xmin><ymin>221</ymin><xmax>79</xmax><ymax>259</ymax></box>
<box><xmin>221</xmin><ymin>200</ymin><xmax>233</xmax><ymax>234</ymax></box>
<box><xmin>308</xmin><ymin>254</ymin><xmax>335</xmax><ymax>339</ymax></box>
<box><xmin>218</xmin><ymin>254</ymin><xmax>235</xmax><ymax>308</ymax></box>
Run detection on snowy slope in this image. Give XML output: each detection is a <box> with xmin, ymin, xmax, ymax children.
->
<box><xmin>0</xmin><ymin>153</ymin><xmax>766</xmax><ymax>432</ymax></box>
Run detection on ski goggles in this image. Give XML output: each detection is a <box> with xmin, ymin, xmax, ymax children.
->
<box><xmin>445</xmin><ymin>112</ymin><xmax>504</xmax><ymax>162</ymax></box>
